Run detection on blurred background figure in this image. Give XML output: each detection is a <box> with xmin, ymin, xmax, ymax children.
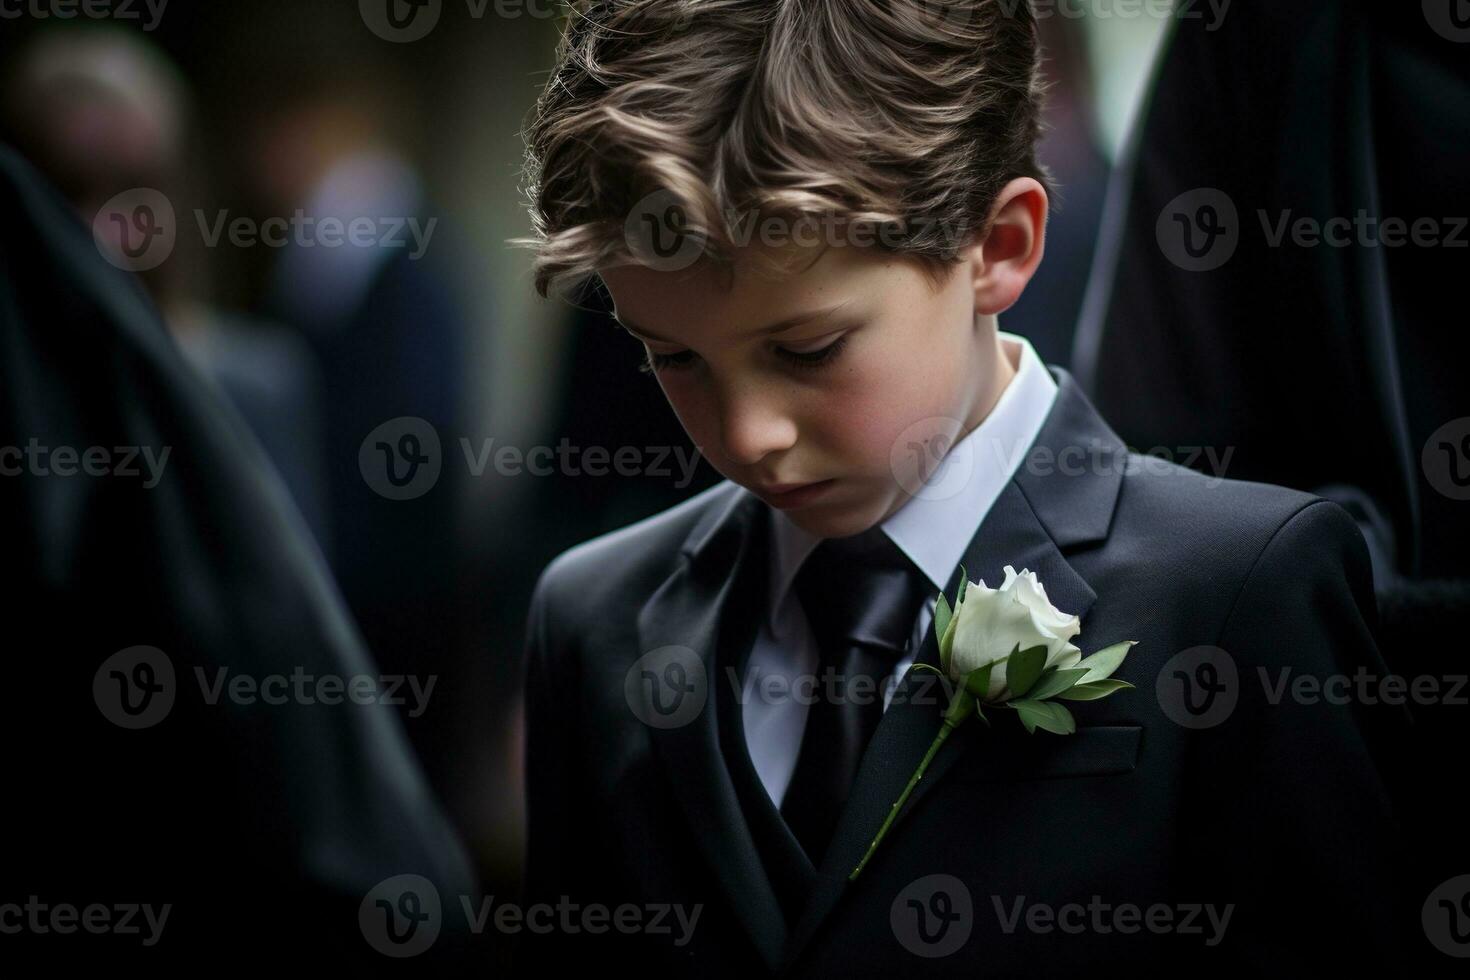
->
<box><xmin>235</xmin><ymin>42</ymin><xmax>472</xmax><ymax>808</ymax></box>
<box><xmin>1</xmin><ymin>11</ymin><xmax>484</xmax><ymax>877</ymax></box>
<box><xmin>2</xmin><ymin>27</ymin><xmax>331</xmax><ymax>548</ymax></box>
<box><xmin>1000</xmin><ymin>11</ymin><xmax>1111</xmax><ymax>368</ymax></box>
<box><xmin>1072</xmin><ymin>0</ymin><xmax>1468</xmax><ymax>948</ymax></box>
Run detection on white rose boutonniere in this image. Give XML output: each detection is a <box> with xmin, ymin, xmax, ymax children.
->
<box><xmin>849</xmin><ymin>564</ymin><xmax>1137</xmax><ymax>881</ymax></box>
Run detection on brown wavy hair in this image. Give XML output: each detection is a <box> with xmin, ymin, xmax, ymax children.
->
<box><xmin>514</xmin><ymin>0</ymin><xmax>1054</xmax><ymax>300</ymax></box>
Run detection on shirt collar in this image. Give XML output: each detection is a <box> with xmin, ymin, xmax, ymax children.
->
<box><xmin>766</xmin><ymin>331</ymin><xmax>1058</xmax><ymax>634</ymax></box>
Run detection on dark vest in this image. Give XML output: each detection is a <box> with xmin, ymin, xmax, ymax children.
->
<box><xmin>712</xmin><ymin>501</ymin><xmax>819</xmax><ymax>931</ymax></box>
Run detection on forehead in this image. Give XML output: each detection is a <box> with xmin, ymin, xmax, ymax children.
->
<box><xmin>598</xmin><ymin>243</ymin><xmax>885</xmax><ymax>340</ymax></box>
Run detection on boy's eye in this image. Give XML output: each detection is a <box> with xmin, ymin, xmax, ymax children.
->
<box><xmin>637</xmin><ymin>334</ymin><xmax>850</xmax><ymax>375</ymax></box>
<box><xmin>639</xmin><ymin>348</ymin><xmax>697</xmax><ymax>374</ymax></box>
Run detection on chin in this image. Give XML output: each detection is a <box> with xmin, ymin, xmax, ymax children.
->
<box><xmin>783</xmin><ymin>492</ymin><xmax>892</xmax><ymax>540</ymax></box>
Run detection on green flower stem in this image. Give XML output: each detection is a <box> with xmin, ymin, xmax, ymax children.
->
<box><xmin>848</xmin><ymin>715</ymin><xmax>959</xmax><ymax>883</ymax></box>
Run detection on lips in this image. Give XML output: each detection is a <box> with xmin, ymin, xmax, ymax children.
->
<box><xmin>754</xmin><ymin>478</ymin><xmax>836</xmax><ymax>509</ymax></box>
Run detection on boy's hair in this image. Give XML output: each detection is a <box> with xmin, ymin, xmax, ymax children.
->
<box><xmin>515</xmin><ymin>0</ymin><xmax>1054</xmax><ymax>300</ymax></box>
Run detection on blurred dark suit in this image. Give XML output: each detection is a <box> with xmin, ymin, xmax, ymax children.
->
<box><xmin>1073</xmin><ymin>3</ymin><xmax>1468</xmax><ymax>955</ymax></box>
<box><xmin>1075</xmin><ymin>0</ymin><xmax>1468</xmax><ymax>585</ymax></box>
<box><xmin>0</xmin><ymin>143</ymin><xmax>475</xmax><ymax>967</ymax></box>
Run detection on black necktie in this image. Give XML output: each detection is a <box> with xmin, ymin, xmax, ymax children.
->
<box><xmin>779</xmin><ymin>524</ymin><xmax>931</xmax><ymax>866</ymax></box>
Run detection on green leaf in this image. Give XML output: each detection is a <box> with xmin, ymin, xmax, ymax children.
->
<box><xmin>934</xmin><ymin>591</ymin><xmax>952</xmax><ymax>653</ymax></box>
<box><xmin>963</xmin><ymin>661</ymin><xmax>993</xmax><ymax>701</ymax></box>
<box><xmin>1015</xmin><ymin>703</ymin><xmax>1036</xmax><ymax>734</ymax></box>
<box><xmin>1027</xmin><ymin>667</ymin><xmax>1090</xmax><ymax>701</ymax></box>
<box><xmin>1074</xmin><ymin>640</ymin><xmax>1137</xmax><ymax>684</ymax></box>
<box><xmin>1005</xmin><ymin>644</ymin><xmax>1048</xmax><ymax>698</ymax></box>
<box><xmin>1056</xmin><ymin>678</ymin><xmax>1135</xmax><ymax>701</ymax></box>
<box><xmin>1009</xmin><ymin>699</ymin><xmax>1077</xmax><ymax>735</ymax></box>
<box><xmin>939</xmin><ymin>605</ymin><xmax>961</xmax><ymax>675</ymax></box>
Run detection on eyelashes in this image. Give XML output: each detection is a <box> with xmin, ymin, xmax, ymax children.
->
<box><xmin>638</xmin><ymin>334</ymin><xmax>851</xmax><ymax>375</ymax></box>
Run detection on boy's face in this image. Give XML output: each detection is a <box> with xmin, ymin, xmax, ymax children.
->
<box><xmin>599</xmin><ymin>240</ymin><xmax>1006</xmax><ymax>540</ymax></box>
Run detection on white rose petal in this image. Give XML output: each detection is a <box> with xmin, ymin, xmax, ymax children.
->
<box><xmin>947</xmin><ymin>565</ymin><xmax>1083</xmax><ymax>702</ymax></box>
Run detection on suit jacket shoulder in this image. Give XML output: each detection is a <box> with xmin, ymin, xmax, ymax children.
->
<box><xmin>526</xmin><ymin>479</ymin><xmax>746</xmax><ymax>660</ymax></box>
<box><xmin>1097</xmin><ymin>452</ymin><xmax>1376</xmax><ymax>644</ymax></box>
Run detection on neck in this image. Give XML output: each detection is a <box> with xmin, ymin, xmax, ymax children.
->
<box><xmin>958</xmin><ymin>318</ymin><xmax>1018</xmax><ymax>443</ymax></box>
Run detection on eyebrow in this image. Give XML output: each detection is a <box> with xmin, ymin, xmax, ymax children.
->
<box><xmin>613</xmin><ymin>302</ymin><xmax>851</xmax><ymax>345</ymax></box>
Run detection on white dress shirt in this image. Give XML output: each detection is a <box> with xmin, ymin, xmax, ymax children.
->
<box><xmin>739</xmin><ymin>332</ymin><xmax>1059</xmax><ymax>810</ymax></box>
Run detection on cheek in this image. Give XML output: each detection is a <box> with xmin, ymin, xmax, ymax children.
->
<box><xmin>813</xmin><ymin>350</ymin><xmax>959</xmax><ymax>472</ymax></box>
<box><xmin>655</xmin><ymin>376</ymin><xmax>719</xmax><ymax>451</ymax></box>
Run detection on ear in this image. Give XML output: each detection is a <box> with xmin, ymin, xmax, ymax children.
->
<box><xmin>963</xmin><ymin>177</ymin><xmax>1048</xmax><ymax>317</ymax></box>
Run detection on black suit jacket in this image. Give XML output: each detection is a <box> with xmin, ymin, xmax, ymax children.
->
<box><xmin>517</xmin><ymin>369</ymin><xmax>1418</xmax><ymax>975</ymax></box>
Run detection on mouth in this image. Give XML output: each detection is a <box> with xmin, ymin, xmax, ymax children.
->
<box><xmin>754</xmin><ymin>478</ymin><xmax>836</xmax><ymax>509</ymax></box>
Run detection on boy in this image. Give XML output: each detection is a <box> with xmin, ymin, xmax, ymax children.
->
<box><xmin>513</xmin><ymin>2</ymin><xmax>1414</xmax><ymax>974</ymax></box>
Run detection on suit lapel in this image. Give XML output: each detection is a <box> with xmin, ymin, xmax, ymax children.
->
<box><xmin>777</xmin><ymin>368</ymin><xmax>1126</xmax><ymax>975</ymax></box>
<box><xmin>638</xmin><ymin>484</ymin><xmax>789</xmax><ymax>973</ymax></box>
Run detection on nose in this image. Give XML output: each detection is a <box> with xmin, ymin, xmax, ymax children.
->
<box><xmin>717</xmin><ymin>376</ymin><xmax>797</xmax><ymax>466</ymax></box>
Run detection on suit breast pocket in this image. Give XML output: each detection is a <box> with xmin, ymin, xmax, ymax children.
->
<box><xmin>947</xmin><ymin>724</ymin><xmax>1143</xmax><ymax>782</ymax></box>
